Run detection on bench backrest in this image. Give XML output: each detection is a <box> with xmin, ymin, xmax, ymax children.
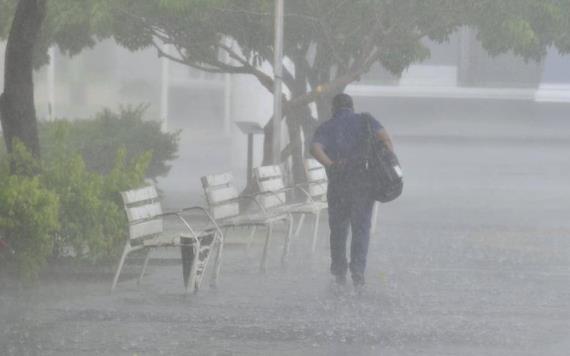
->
<box><xmin>305</xmin><ymin>159</ymin><xmax>327</xmax><ymax>199</ymax></box>
<box><xmin>254</xmin><ymin>165</ymin><xmax>287</xmax><ymax>209</ymax></box>
<box><xmin>201</xmin><ymin>172</ymin><xmax>240</xmax><ymax>220</ymax></box>
<box><xmin>121</xmin><ymin>185</ymin><xmax>163</xmax><ymax>242</ymax></box>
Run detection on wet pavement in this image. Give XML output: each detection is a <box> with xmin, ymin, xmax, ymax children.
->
<box><xmin>2</xmin><ymin>114</ymin><xmax>570</xmax><ymax>355</ymax></box>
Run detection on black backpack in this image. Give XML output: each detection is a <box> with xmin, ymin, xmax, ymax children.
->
<box><xmin>362</xmin><ymin>113</ymin><xmax>403</xmax><ymax>203</ymax></box>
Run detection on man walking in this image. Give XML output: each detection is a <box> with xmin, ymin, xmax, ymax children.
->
<box><xmin>310</xmin><ymin>93</ymin><xmax>394</xmax><ymax>290</ymax></box>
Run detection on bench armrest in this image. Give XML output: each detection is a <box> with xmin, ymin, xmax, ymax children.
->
<box><xmin>178</xmin><ymin>206</ymin><xmax>224</xmax><ymax>241</ymax></box>
<box><xmin>226</xmin><ymin>194</ymin><xmax>268</xmax><ymax>214</ymax></box>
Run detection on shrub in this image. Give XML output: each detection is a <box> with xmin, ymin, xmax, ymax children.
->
<box><xmin>42</xmin><ymin>124</ymin><xmax>151</xmax><ymax>261</ymax></box>
<box><xmin>0</xmin><ymin>136</ymin><xmax>151</xmax><ymax>282</ymax></box>
<box><xmin>0</xmin><ymin>143</ymin><xmax>59</xmax><ymax>281</ymax></box>
<box><xmin>0</xmin><ymin>106</ymin><xmax>167</xmax><ymax>281</ymax></box>
<box><xmin>40</xmin><ymin>105</ymin><xmax>179</xmax><ymax>180</ymax></box>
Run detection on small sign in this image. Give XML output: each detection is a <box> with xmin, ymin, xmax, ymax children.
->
<box><xmin>235</xmin><ymin>121</ymin><xmax>265</xmax><ymax>135</ymax></box>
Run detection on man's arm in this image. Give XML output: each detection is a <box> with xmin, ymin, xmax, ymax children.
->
<box><xmin>365</xmin><ymin>114</ymin><xmax>394</xmax><ymax>152</ymax></box>
<box><xmin>376</xmin><ymin>129</ymin><xmax>394</xmax><ymax>152</ymax></box>
<box><xmin>310</xmin><ymin>143</ymin><xmax>334</xmax><ymax>168</ymax></box>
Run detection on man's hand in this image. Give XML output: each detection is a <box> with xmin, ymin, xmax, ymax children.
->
<box><xmin>328</xmin><ymin>159</ymin><xmax>346</xmax><ymax>169</ymax></box>
<box><xmin>310</xmin><ymin>143</ymin><xmax>334</xmax><ymax>167</ymax></box>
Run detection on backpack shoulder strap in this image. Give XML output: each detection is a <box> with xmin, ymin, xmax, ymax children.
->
<box><xmin>358</xmin><ymin>113</ymin><xmax>375</xmax><ymax>160</ymax></box>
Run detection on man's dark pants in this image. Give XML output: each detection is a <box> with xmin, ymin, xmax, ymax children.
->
<box><xmin>327</xmin><ymin>175</ymin><xmax>375</xmax><ymax>284</ymax></box>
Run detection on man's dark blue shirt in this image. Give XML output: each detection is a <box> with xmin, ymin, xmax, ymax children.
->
<box><xmin>312</xmin><ymin>107</ymin><xmax>383</xmax><ymax>163</ymax></box>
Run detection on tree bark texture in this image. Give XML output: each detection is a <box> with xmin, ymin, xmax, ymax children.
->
<box><xmin>260</xmin><ymin>42</ymin><xmax>364</xmax><ymax>180</ymax></box>
<box><xmin>0</xmin><ymin>0</ymin><xmax>47</xmax><ymax>159</ymax></box>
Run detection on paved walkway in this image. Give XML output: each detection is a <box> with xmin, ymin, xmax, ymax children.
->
<box><xmin>2</xmin><ymin>124</ymin><xmax>570</xmax><ymax>355</ymax></box>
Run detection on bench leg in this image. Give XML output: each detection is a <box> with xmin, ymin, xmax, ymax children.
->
<box><xmin>111</xmin><ymin>241</ymin><xmax>131</xmax><ymax>292</ymax></box>
<box><xmin>260</xmin><ymin>224</ymin><xmax>272</xmax><ymax>273</ymax></box>
<box><xmin>181</xmin><ymin>238</ymin><xmax>195</xmax><ymax>293</ymax></box>
<box><xmin>211</xmin><ymin>233</ymin><xmax>224</xmax><ymax>288</ymax></box>
<box><xmin>311</xmin><ymin>211</ymin><xmax>321</xmax><ymax>255</ymax></box>
<box><xmin>281</xmin><ymin>215</ymin><xmax>293</xmax><ymax>268</ymax></box>
<box><xmin>294</xmin><ymin>214</ymin><xmax>306</xmax><ymax>237</ymax></box>
<box><xmin>138</xmin><ymin>249</ymin><xmax>152</xmax><ymax>286</ymax></box>
<box><xmin>245</xmin><ymin>226</ymin><xmax>257</xmax><ymax>256</ymax></box>
<box><xmin>186</xmin><ymin>242</ymin><xmax>200</xmax><ymax>294</ymax></box>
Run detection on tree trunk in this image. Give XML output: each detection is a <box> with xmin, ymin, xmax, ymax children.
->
<box><xmin>0</xmin><ymin>0</ymin><xmax>47</xmax><ymax>160</ymax></box>
<box><xmin>284</xmin><ymin>105</ymin><xmax>309</xmax><ymax>184</ymax></box>
<box><xmin>259</xmin><ymin>42</ymin><xmax>372</xmax><ymax>181</ymax></box>
<box><xmin>261</xmin><ymin>115</ymin><xmax>275</xmax><ymax>166</ymax></box>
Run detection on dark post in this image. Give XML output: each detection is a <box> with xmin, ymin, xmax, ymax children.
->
<box><xmin>247</xmin><ymin>132</ymin><xmax>254</xmax><ymax>181</ymax></box>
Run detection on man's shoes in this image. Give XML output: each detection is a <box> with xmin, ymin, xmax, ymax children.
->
<box><xmin>335</xmin><ymin>274</ymin><xmax>347</xmax><ymax>286</ymax></box>
<box><xmin>353</xmin><ymin>281</ymin><xmax>366</xmax><ymax>296</ymax></box>
<box><xmin>328</xmin><ymin>274</ymin><xmax>348</xmax><ymax>296</ymax></box>
<box><xmin>352</xmin><ymin>275</ymin><xmax>366</xmax><ymax>296</ymax></box>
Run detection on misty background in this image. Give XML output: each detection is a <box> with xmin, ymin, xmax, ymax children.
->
<box><xmin>2</xmin><ymin>28</ymin><xmax>569</xmax><ymax>206</ymax></box>
<box><xmin>1</xmin><ymin>13</ymin><xmax>570</xmax><ymax>355</ymax></box>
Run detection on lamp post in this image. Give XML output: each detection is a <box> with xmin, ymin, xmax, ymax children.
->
<box><xmin>272</xmin><ymin>0</ymin><xmax>284</xmax><ymax>164</ymax></box>
<box><xmin>47</xmin><ymin>47</ymin><xmax>56</xmax><ymax>120</ymax></box>
<box><xmin>160</xmin><ymin>44</ymin><xmax>171</xmax><ymax>132</ymax></box>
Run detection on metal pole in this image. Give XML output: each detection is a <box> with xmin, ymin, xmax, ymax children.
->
<box><xmin>247</xmin><ymin>133</ymin><xmax>254</xmax><ymax>182</ymax></box>
<box><xmin>272</xmin><ymin>0</ymin><xmax>284</xmax><ymax>164</ymax></box>
<box><xmin>224</xmin><ymin>73</ymin><xmax>231</xmax><ymax>135</ymax></box>
<box><xmin>47</xmin><ymin>47</ymin><xmax>56</xmax><ymax>120</ymax></box>
<box><xmin>223</xmin><ymin>38</ymin><xmax>232</xmax><ymax>136</ymax></box>
<box><xmin>160</xmin><ymin>44</ymin><xmax>170</xmax><ymax>132</ymax></box>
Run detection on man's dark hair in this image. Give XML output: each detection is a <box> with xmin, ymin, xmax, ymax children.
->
<box><xmin>332</xmin><ymin>93</ymin><xmax>354</xmax><ymax>112</ymax></box>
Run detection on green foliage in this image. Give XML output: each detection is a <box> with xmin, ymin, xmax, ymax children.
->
<box><xmin>39</xmin><ymin>106</ymin><xmax>179</xmax><ymax>180</ymax></box>
<box><xmin>37</xmin><ymin>110</ymin><xmax>154</xmax><ymax>260</ymax></box>
<box><xmin>3</xmin><ymin>136</ymin><xmax>41</xmax><ymax>177</ymax></box>
<box><xmin>3</xmin><ymin>0</ymin><xmax>570</xmax><ymax>101</ymax></box>
<box><xmin>59</xmin><ymin>0</ymin><xmax>569</xmax><ymax>125</ymax></box>
<box><xmin>0</xmin><ymin>142</ymin><xmax>59</xmax><ymax>281</ymax></box>
<box><xmin>0</xmin><ymin>0</ymin><xmax>16</xmax><ymax>36</ymax></box>
<box><xmin>0</xmin><ymin>132</ymin><xmax>152</xmax><ymax>281</ymax></box>
<box><xmin>2</xmin><ymin>0</ymin><xmax>570</xmax><ymax>73</ymax></box>
<box><xmin>42</xmin><ymin>144</ymin><xmax>150</xmax><ymax>261</ymax></box>
<box><xmin>468</xmin><ymin>0</ymin><xmax>557</xmax><ymax>60</ymax></box>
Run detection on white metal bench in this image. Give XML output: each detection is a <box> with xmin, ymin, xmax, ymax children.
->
<box><xmin>201</xmin><ymin>172</ymin><xmax>293</xmax><ymax>272</ymax></box>
<box><xmin>254</xmin><ymin>160</ymin><xmax>328</xmax><ymax>254</ymax></box>
<box><xmin>304</xmin><ymin>158</ymin><xmax>328</xmax><ymax>203</ymax></box>
<box><xmin>112</xmin><ymin>185</ymin><xmax>223</xmax><ymax>293</ymax></box>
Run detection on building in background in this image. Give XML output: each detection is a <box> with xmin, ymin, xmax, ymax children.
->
<box><xmin>348</xmin><ymin>28</ymin><xmax>559</xmax><ymax>101</ymax></box>
<box><xmin>535</xmin><ymin>47</ymin><xmax>570</xmax><ymax>103</ymax></box>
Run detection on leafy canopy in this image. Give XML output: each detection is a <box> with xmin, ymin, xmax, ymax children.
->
<box><xmin>2</xmin><ymin>0</ymin><xmax>569</xmax><ymax>73</ymax></box>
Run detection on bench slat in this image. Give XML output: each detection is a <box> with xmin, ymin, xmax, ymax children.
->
<box><xmin>207</xmin><ymin>186</ymin><xmax>239</xmax><ymax>204</ymax></box>
<box><xmin>121</xmin><ymin>186</ymin><xmax>159</xmax><ymax>205</ymax></box>
<box><xmin>126</xmin><ymin>202</ymin><xmax>163</xmax><ymax>223</ymax></box>
<box><xmin>260</xmin><ymin>193</ymin><xmax>286</xmax><ymax>209</ymax></box>
<box><xmin>129</xmin><ymin>219</ymin><xmax>163</xmax><ymax>240</ymax></box>
<box><xmin>309</xmin><ymin>183</ymin><xmax>327</xmax><ymax>197</ymax></box>
<box><xmin>201</xmin><ymin>173</ymin><xmax>233</xmax><ymax>188</ymax></box>
<box><xmin>211</xmin><ymin>203</ymin><xmax>240</xmax><ymax>219</ymax></box>
<box><xmin>305</xmin><ymin>159</ymin><xmax>323</xmax><ymax>170</ymax></box>
<box><xmin>307</xmin><ymin>168</ymin><xmax>326</xmax><ymax>182</ymax></box>
<box><xmin>258</xmin><ymin>178</ymin><xmax>285</xmax><ymax>192</ymax></box>
<box><xmin>255</xmin><ymin>165</ymin><xmax>282</xmax><ymax>179</ymax></box>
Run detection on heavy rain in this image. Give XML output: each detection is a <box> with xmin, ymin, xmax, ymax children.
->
<box><xmin>1</xmin><ymin>1</ymin><xmax>570</xmax><ymax>355</ymax></box>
